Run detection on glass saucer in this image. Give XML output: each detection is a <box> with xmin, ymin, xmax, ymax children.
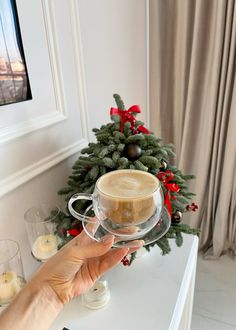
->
<box><xmin>82</xmin><ymin>207</ymin><xmax>171</xmax><ymax>248</ymax></box>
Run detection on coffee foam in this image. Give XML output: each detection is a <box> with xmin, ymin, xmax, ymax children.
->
<box><xmin>97</xmin><ymin>170</ymin><xmax>159</xmax><ymax>199</ymax></box>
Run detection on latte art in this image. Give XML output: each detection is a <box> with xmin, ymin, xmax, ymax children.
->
<box><xmin>97</xmin><ymin>170</ymin><xmax>159</xmax><ymax>198</ymax></box>
<box><xmin>96</xmin><ymin>170</ymin><xmax>160</xmax><ymax>225</ymax></box>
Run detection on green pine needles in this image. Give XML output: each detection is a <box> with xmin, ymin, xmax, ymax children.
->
<box><xmin>56</xmin><ymin>94</ymin><xmax>199</xmax><ymax>263</ymax></box>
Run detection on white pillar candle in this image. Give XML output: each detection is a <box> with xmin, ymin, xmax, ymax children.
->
<box><xmin>81</xmin><ymin>280</ymin><xmax>111</xmax><ymax>309</ymax></box>
<box><xmin>0</xmin><ymin>271</ymin><xmax>25</xmax><ymax>305</ymax></box>
<box><xmin>32</xmin><ymin>234</ymin><xmax>58</xmax><ymax>261</ymax></box>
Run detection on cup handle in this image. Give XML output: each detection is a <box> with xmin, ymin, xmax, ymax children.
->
<box><xmin>68</xmin><ymin>193</ymin><xmax>95</xmax><ymax>223</ymax></box>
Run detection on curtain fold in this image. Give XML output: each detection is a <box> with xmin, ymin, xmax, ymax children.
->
<box><xmin>150</xmin><ymin>0</ymin><xmax>236</xmax><ymax>257</ymax></box>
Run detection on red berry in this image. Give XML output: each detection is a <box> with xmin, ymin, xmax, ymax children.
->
<box><xmin>121</xmin><ymin>256</ymin><xmax>130</xmax><ymax>266</ymax></box>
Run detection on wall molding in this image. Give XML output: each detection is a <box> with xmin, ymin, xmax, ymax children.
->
<box><xmin>69</xmin><ymin>0</ymin><xmax>90</xmax><ymax>141</ymax></box>
<box><xmin>0</xmin><ymin>139</ymin><xmax>88</xmax><ymax>198</ymax></box>
<box><xmin>0</xmin><ymin>0</ymin><xmax>68</xmax><ymax>144</ymax></box>
<box><xmin>41</xmin><ymin>0</ymin><xmax>67</xmax><ymax>117</ymax></box>
<box><xmin>0</xmin><ymin>112</ymin><xmax>66</xmax><ymax>145</ymax></box>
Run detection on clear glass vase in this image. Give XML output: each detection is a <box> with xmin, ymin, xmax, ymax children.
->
<box><xmin>0</xmin><ymin>239</ymin><xmax>26</xmax><ymax>306</ymax></box>
<box><xmin>24</xmin><ymin>203</ymin><xmax>61</xmax><ymax>262</ymax></box>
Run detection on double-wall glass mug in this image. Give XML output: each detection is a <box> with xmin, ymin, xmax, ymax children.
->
<box><xmin>68</xmin><ymin>170</ymin><xmax>165</xmax><ymax>247</ymax></box>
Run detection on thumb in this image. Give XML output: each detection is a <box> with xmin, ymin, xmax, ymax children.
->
<box><xmin>75</xmin><ymin>235</ymin><xmax>114</xmax><ymax>259</ymax></box>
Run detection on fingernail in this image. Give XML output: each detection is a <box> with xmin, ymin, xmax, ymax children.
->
<box><xmin>135</xmin><ymin>240</ymin><xmax>144</xmax><ymax>248</ymax></box>
<box><xmin>127</xmin><ymin>240</ymin><xmax>144</xmax><ymax>248</ymax></box>
<box><xmin>101</xmin><ymin>235</ymin><xmax>114</xmax><ymax>244</ymax></box>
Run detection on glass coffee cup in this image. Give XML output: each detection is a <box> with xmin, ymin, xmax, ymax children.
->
<box><xmin>68</xmin><ymin>170</ymin><xmax>163</xmax><ymax>244</ymax></box>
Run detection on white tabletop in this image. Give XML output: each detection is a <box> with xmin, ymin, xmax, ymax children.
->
<box><xmin>50</xmin><ymin>234</ymin><xmax>198</xmax><ymax>330</ymax></box>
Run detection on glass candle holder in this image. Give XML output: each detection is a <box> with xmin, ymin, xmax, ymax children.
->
<box><xmin>0</xmin><ymin>239</ymin><xmax>26</xmax><ymax>306</ymax></box>
<box><xmin>24</xmin><ymin>203</ymin><xmax>61</xmax><ymax>262</ymax></box>
<box><xmin>81</xmin><ymin>277</ymin><xmax>111</xmax><ymax>309</ymax></box>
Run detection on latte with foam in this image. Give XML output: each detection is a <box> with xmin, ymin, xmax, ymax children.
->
<box><xmin>96</xmin><ymin>170</ymin><xmax>160</xmax><ymax>224</ymax></box>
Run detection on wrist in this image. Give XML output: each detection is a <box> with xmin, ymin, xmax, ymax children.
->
<box><xmin>27</xmin><ymin>279</ymin><xmax>64</xmax><ymax>312</ymax></box>
<box><xmin>0</xmin><ymin>280</ymin><xmax>63</xmax><ymax>330</ymax></box>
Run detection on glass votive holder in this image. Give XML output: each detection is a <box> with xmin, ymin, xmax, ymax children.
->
<box><xmin>0</xmin><ymin>239</ymin><xmax>26</xmax><ymax>306</ymax></box>
<box><xmin>81</xmin><ymin>278</ymin><xmax>111</xmax><ymax>309</ymax></box>
<box><xmin>24</xmin><ymin>203</ymin><xmax>61</xmax><ymax>262</ymax></box>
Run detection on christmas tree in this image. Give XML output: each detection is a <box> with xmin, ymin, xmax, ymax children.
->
<box><xmin>55</xmin><ymin>94</ymin><xmax>199</xmax><ymax>264</ymax></box>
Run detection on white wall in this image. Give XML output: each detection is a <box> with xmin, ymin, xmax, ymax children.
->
<box><xmin>0</xmin><ymin>155</ymin><xmax>78</xmax><ymax>276</ymax></box>
<box><xmin>78</xmin><ymin>0</ymin><xmax>148</xmax><ymax>139</ymax></box>
<box><xmin>0</xmin><ymin>0</ymin><xmax>148</xmax><ymax>278</ymax></box>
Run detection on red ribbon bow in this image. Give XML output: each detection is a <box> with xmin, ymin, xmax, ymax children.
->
<box><xmin>157</xmin><ymin>170</ymin><xmax>180</xmax><ymax>215</ymax></box>
<box><xmin>110</xmin><ymin>105</ymin><xmax>150</xmax><ymax>134</ymax></box>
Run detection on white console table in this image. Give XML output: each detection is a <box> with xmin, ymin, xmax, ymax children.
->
<box><xmin>50</xmin><ymin>234</ymin><xmax>198</xmax><ymax>330</ymax></box>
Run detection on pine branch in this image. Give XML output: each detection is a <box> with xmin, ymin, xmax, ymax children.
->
<box><xmin>118</xmin><ymin>157</ymin><xmax>129</xmax><ymax>169</ymax></box>
<box><xmin>113</xmin><ymin>131</ymin><xmax>126</xmax><ymax>143</ymax></box>
<box><xmin>99</xmin><ymin>166</ymin><xmax>107</xmax><ymax>176</ymax></box>
<box><xmin>127</xmin><ymin>134</ymin><xmax>145</xmax><ymax>143</ymax></box>
<box><xmin>102</xmin><ymin>157</ymin><xmax>116</xmax><ymax>168</ymax></box>
<box><xmin>112</xmin><ymin>151</ymin><xmax>121</xmax><ymax>163</ymax></box>
<box><xmin>117</xmin><ymin>143</ymin><xmax>125</xmax><ymax>152</ymax></box>
<box><xmin>113</xmin><ymin>94</ymin><xmax>125</xmax><ymax>110</ymax></box>
<box><xmin>155</xmin><ymin>236</ymin><xmax>171</xmax><ymax>255</ymax></box>
<box><xmin>129</xmin><ymin>251</ymin><xmax>137</xmax><ymax>265</ymax></box>
<box><xmin>58</xmin><ymin>187</ymin><xmax>74</xmax><ymax>195</ymax></box>
<box><xmin>133</xmin><ymin>160</ymin><xmax>149</xmax><ymax>171</ymax></box>
<box><xmin>139</xmin><ymin>156</ymin><xmax>160</xmax><ymax>168</ymax></box>
<box><xmin>175</xmin><ymin>231</ymin><xmax>183</xmax><ymax>247</ymax></box>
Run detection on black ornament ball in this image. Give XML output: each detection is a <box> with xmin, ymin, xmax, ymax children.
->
<box><xmin>159</xmin><ymin>159</ymin><xmax>168</xmax><ymax>171</ymax></box>
<box><xmin>171</xmin><ymin>210</ymin><xmax>183</xmax><ymax>224</ymax></box>
<box><xmin>123</xmin><ymin>144</ymin><xmax>142</xmax><ymax>161</ymax></box>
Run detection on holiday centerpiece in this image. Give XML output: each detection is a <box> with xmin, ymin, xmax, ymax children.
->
<box><xmin>55</xmin><ymin>94</ymin><xmax>199</xmax><ymax>265</ymax></box>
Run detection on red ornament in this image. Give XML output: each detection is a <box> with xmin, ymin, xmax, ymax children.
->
<box><xmin>110</xmin><ymin>105</ymin><xmax>150</xmax><ymax>135</ymax></box>
<box><xmin>157</xmin><ymin>170</ymin><xmax>180</xmax><ymax>216</ymax></box>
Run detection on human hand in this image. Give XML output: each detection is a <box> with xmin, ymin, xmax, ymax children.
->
<box><xmin>30</xmin><ymin>223</ymin><xmax>143</xmax><ymax>305</ymax></box>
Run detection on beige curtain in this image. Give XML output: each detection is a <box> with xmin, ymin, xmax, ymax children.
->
<box><xmin>150</xmin><ymin>0</ymin><xmax>236</xmax><ymax>257</ymax></box>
